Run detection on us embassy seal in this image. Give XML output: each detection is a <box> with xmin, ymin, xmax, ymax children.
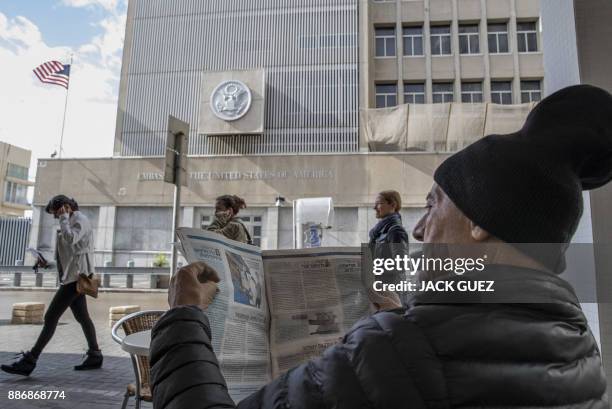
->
<box><xmin>210</xmin><ymin>80</ymin><xmax>252</xmax><ymax>121</ymax></box>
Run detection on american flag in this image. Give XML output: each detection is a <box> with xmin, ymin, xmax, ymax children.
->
<box><xmin>33</xmin><ymin>61</ymin><xmax>70</xmax><ymax>89</ymax></box>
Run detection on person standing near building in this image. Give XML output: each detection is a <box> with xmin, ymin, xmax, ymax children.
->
<box><xmin>206</xmin><ymin>195</ymin><xmax>252</xmax><ymax>244</ymax></box>
<box><xmin>1</xmin><ymin>195</ymin><xmax>102</xmax><ymax>376</ymax></box>
<box><xmin>369</xmin><ymin>190</ymin><xmax>410</xmax><ymax>304</ymax></box>
<box><xmin>370</xmin><ymin>190</ymin><xmax>410</xmax><ymax>247</ymax></box>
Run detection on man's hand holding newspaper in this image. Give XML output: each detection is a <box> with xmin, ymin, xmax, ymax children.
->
<box><xmin>170</xmin><ymin>261</ymin><xmax>400</xmax><ymax>311</ymax></box>
<box><xmin>169</xmin><ymin>261</ymin><xmax>220</xmax><ymax>309</ymax></box>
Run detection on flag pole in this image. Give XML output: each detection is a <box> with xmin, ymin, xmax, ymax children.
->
<box><xmin>58</xmin><ymin>54</ymin><xmax>73</xmax><ymax>159</ymax></box>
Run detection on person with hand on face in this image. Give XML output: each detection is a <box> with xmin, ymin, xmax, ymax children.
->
<box><xmin>149</xmin><ymin>85</ymin><xmax>610</xmax><ymax>409</ymax></box>
<box><xmin>1</xmin><ymin>195</ymin><xmax>102</xmax><ymax>377</ymax></box>
<box><xmin>206</xmin><ymin>195</ymin><xmax>253</xmax><ymax>244</ymax></box>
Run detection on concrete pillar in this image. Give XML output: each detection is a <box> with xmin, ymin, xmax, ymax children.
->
<box><xmin>182</xmin><ymin>206</ymin><xmax>195</xmax><ymax>227</ymax></box>
<box><xmin>24</xmin><ymin>206</ymin><xmax>43</xmax><ymax>265</ymax></box>
<box><xmin>396</xmin><ymin>0</ymin><xmax>404</xmax><ymax>104</ymax></box>
<box><xmin>451</xmin><ymin>0</ymin><xmax>462</xmax><ymax>100</ymax></box>
<box><xmin>97</xmin><ymin>206</ymin><xmax>116</xmax><ymax>266</ymax></box>
<box><xmin>481</xmin><ymin>0</ymin><xmax>492</xmax><ymax>101</ymax></box>
<box><xmin>358</xmin><ymin>207</ymin><xmax>370</xmax><ymax>243</ymax></box>
<box><xmin>424</xmin><ymin>0</ymin><xmax>433</xmax><ymax>103</ymax></box>
<box><xmin>266</xmin><ymin>206</ymin><xmax>279</xmax><ymax>250</ymax></box>
<box><xmin>509</xmin><ymin>0</ymin><xmax>522</xmax><ymax>104</ymax></box>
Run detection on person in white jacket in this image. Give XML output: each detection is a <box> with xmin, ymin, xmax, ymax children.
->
<box><xmin>1</xmin><ymin>195</ymin><xmax>102</xmax><ymax>377</ymax></box>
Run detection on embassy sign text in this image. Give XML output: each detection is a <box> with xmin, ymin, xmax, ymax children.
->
<box><xmin>138</xmin><ymin>169</ymin><xmax>335</xmax><ymax>182</ymax></box>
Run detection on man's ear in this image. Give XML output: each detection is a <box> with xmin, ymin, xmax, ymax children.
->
<box><xmin>470</xmin><ymin>221</ymin><xmax>490</xmax><ymax>242</ymax></box>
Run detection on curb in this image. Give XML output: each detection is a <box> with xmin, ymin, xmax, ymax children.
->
<box><xmin>0</xmin><ymin>287</ymin><xmax>168</xmax><ymax>293</ymax></box>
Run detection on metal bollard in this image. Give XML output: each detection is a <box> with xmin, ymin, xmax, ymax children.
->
<box><xmin>35</xmin><ymin>273</ymin><xmax>43</xmax><ymax>287</ymax></box>
<box><xmin>150</xmin><ymin>274</ymin><xmax>158</xmax><ymax>289</ymax></box>
<box><xmin>126</xmin><ymin>260</ymin><xmax>135</xmax><ymax>288</ymax></box>
<box><xmin>13</xmin><ymin>260</ymin><xmax>24</xmax><ymax>287</ymax></box>
<box><xmin>102</xmin><ymin>260</ymin><xmax>112</xmax><ymax>289</ymax></box>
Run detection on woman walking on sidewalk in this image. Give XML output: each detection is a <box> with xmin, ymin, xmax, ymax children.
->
<box><xmin>1</xmin><ymin>195</ymin><xmax>102</xmax><ymax>376</ymax></box>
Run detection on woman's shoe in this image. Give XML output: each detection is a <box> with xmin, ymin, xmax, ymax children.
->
<box><xmin>0</xmin><ymin>351</ymin><xmax>37</xmax><ymax>376</ymax></box>
<box><xmin>74</xmin><ymin>349</ymin><xmax>103</xmax><ymax>370</ymax></box>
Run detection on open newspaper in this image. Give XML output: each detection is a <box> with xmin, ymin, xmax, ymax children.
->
<box><xmin>176</xmin><ymin>228</ymin><xmax>370</xmax><ymax>402</ymax></box>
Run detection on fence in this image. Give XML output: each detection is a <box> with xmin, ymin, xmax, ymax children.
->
<box><xmin>0</xmin><ymin>217</ymin><xmax>31</xmax><ymax>265</ymax></box>
<box><xmin>0</xmin><ymin>266</ymin><xmax>170</xmax><ymax>290</ymax></box>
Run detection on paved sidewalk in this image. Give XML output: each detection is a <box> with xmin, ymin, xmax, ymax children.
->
<box><xmin>0</xmin><ymin>291</ymin><xmax>168</xmax><ymax>409</ymax></box>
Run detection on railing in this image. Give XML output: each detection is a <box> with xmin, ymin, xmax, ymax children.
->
<box><xmin>0</xmin><ymin>266</ymin><xmax>171</xmax><ymax>290</ymax></box>
<box><xmin>0</xmin><ymin>217</ymin><xmax>31</xmax><ymax>265</ymax></box>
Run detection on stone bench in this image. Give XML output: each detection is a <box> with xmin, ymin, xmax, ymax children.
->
<box><xmin>11</xmin><ymin>302</ymin><xmax>45</xmax><ymax>325</ymax></box>
<box><xmin>109</xmin><ymin>305</ymin><xmax>141</xmax><ymax>328</ymax></box>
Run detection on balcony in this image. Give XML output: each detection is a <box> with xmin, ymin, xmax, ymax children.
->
<box><xmin>2</xmin><ymin>199</ymin><xmax>31</xmax><ymax>209</ymax></box>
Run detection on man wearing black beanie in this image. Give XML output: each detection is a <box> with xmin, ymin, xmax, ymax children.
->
<box><xmin>148</xmin><ymin>85</ymin><xmax>610</xmax><ymax>409</ymax></box>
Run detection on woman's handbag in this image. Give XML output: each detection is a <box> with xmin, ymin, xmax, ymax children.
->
<box><xmin>77</xmin><ymin>274</ymin><xmax>100</xmax><ymax>298</ymax></box>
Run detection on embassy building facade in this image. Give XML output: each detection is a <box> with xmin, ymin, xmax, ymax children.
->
<box><xmin>30</xmin><ymin>0</ymin><xmax>593</xmax><ymax>268</ymax></box>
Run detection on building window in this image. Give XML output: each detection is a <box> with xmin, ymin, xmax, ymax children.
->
<box><xmin>3</xmin><ymin>181</ymin><xmax>28</xmax><ymax>205</ymax></box>
<box><xmin>113</xmin><ymin>207</ymin><xmax>172</xmax><ymax>252</ymax></box>
<box><xmin>488</xmin><ymin>23</ymin><xmax>509</xmax><ymax>53</ymax></box>
<box><xmin>461</xmin><ymin>82</ymin><xmax>483</xmax><ymax>103</ymax></box>
<box><xmin>375</xmin><ymin>84</ymin><xmax>398</xmax><ymax>107</ymax></box>
<box><xmin>432</xmin><ymin>82</ymin><xmax>454</xmax><ymax>103</ymax></box>
<box><xmin>491</xmin><ymin>81</ymin><xmax>513</xmax><ymax>104</ymax></box>
<box><xmin>521</xmin><ymin>80</ymin><xmax>542</xmax><ymax>102</ymax></box>
<box><xmin>7</xmin><ymin>163</ymin><xmax>29</xmax><ymax>181</ymax></box>
<box><xmin>459</xmin><ymin>24</ymin><xmax>480</xmax><ymax>54</ymax></box>
<box><xmin>237</xmin><ymin>216</ymin><xmax>262</xmax><ymax>247</ymax></box>
<box><xmin>403</xmin><ymin>26</ymin><xmax>423</xmax><ymax>56</ymax></box>
<box><xmin>517</xmin><ymin>22</ymin><xmax>538</xmax><ymax>52</ymax></box>
<box><xmin>375</xmin><ymin>27</ymin><xmax>396</xmax><ymax>57</ymax></box>
<box><xmin>431</xmin><ymin>25</ymin><xmax>452</xmax><ymax>55</ymax></box>
<box><xmin>404</xmin><ymin>83</ymin><xmax>425</xmax><ymax>104</ymax></box>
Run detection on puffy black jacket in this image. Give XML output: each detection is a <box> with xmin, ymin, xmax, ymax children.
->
<box><xmin>150</xmin><ymin>265</ymin><xmax>608</xmax><ymax>409</ymax></box>
<box><xmin>369</xmin><ymin>212</ymin><xmax>410</xmax><ymax>247</ymax></box>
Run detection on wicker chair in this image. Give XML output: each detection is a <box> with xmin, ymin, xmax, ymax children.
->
<box><xmin>111</xmin><ymin>310</ymin><xmax>165</xmax><ymax>409</ymax></box>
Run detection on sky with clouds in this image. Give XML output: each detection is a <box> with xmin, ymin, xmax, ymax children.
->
<box><xmin>0</xmin><ymin>0</ymin><xmax>127</xmax><ymax>178</ymax></box>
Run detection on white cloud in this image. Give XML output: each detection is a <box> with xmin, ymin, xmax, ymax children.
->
<box><xmin>61</xmin><ymin>0</ymin><xmax>120</xmax><ymax>12</ymax></box>
<box><xmin>0</xmin><ymin>4</ymin><xmax>127</xmax><ymax>180</ymax></box>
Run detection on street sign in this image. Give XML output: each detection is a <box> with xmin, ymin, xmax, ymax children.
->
<box><xmin>164</xmin><ymin>116</ymin><xmax>189</xmax><ymax>186</ymax></box>
<box><xmin>165</xmin><ymin>115</ymin><xmax>189</xmax><ymax>276</ymax></box>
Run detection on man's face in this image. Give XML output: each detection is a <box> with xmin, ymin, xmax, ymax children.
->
<box><xmin>374</xmin><ymin>195</ymin><xmax>395</xmax><ymax>219</ymax></box>
<box><xmin>412</xmin><ymin>184</ymin><xmax>473</xmax><ymax>244</ymax></box>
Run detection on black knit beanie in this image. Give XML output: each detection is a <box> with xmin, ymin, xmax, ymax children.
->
<box><xmin>434</xmin><ymin>85</ymin><xmax>612</xmax><ymax>270</ymax></box>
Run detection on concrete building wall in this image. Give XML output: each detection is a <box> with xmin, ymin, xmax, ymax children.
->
<box><xmin>540</xmin><ymin>0</ymin><xmax>580</xmax><ymax>94</ymax></box>
<box><xmin>366</xmin><ymin>0</ymin><xmax>543</xmax><ymax>106</ymax></box>
<box><xmin>573</xmin><ymin>0</ymin><xmax>612</xmax><ymax>393</ymax></box>
<box><xmin>115</xmin><ymin>0</ymin><xmax>359</xmax><ymax>157</ymax></box>
<box><xmin>29</xmin><ymin>153</ymin><xmax>441</xmax><ymax>265</ymax></box>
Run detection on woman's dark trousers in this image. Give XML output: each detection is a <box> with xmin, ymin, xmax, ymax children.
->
<box><xmin>31</xmin><ymin>281</ymin><xmax>99</xmax><ymax>358</ymax></box>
